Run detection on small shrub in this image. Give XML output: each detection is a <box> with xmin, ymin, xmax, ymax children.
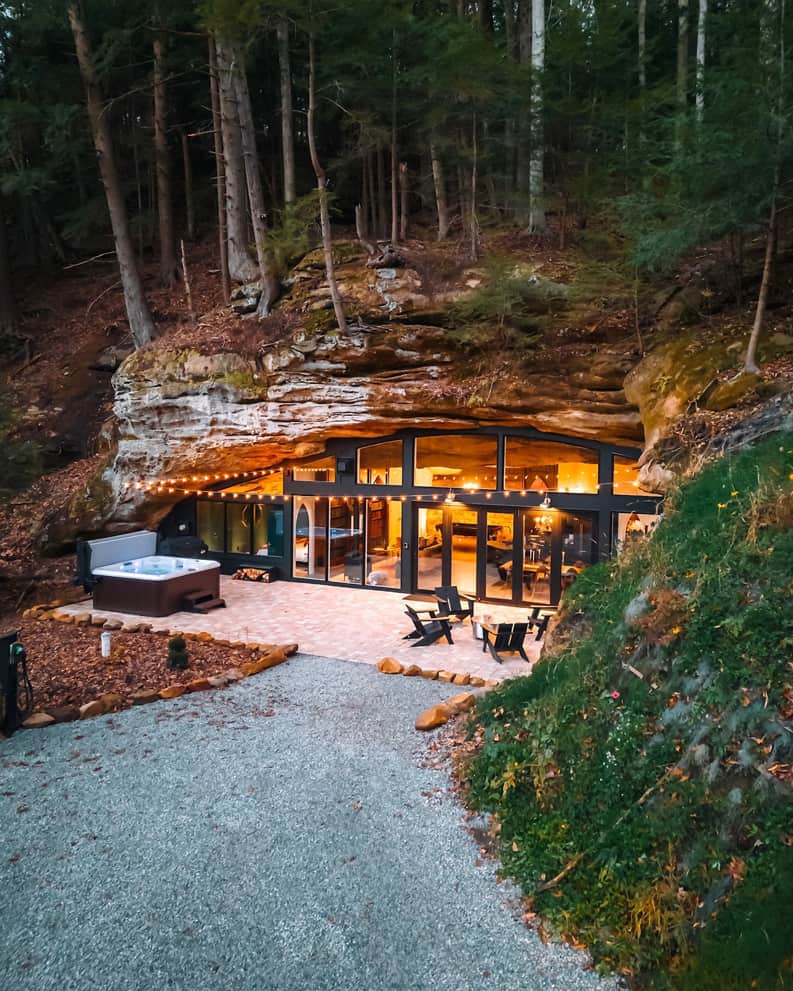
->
<box><xmin>167</xmin><ymin>636</ymin><xmax>189</xmax><ymax>671</ymax></box>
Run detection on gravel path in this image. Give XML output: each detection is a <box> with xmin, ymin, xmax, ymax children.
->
<box><xmin>1</xmin><ymin>654</ymin><xmax>615</xmax><ymax>991</ymax></box>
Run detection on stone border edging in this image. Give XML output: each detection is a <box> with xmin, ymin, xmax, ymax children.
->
<box><xmin>375</xmin><ymin>656</ymin><xmax>499</xmax><ymax>689</ymax></box>
<box><xmin>18</xmin><ymin>601</ymin><xmax>298</xmax><ymax>730</ymax></box>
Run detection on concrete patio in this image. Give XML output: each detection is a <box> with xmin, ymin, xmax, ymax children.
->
<box><xmin>61</xmin><ymin>579</ymin><xmax>547</xmax><ymax>681</ymax></box>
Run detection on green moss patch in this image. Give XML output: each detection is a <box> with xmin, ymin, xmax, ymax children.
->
<box><xmin>463</xmin><ymin>434</ymin><xmax>793</xmax><ymax>989</ymax></box>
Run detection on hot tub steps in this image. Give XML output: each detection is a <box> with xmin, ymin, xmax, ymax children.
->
<box><xmin>183</xmin><ymin>590</ymin><xmax>226</xmax><ymax>614</ymax></box>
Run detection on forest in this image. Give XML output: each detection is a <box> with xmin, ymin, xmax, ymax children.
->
<box><xmin>0</xmin><ymin>0</ymin><xmax>789</xmax><ymax>371</ymax></box>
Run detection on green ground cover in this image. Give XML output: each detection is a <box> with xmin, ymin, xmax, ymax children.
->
<box><xmin>464</xmin><ymin>434</ymin><xmax>793</xmax><ymax>989</ymax></box>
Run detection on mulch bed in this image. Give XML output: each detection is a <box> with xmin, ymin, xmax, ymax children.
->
<box><xmin>16</xmin><ymin>618</ymin><xmax>262</xmax><ymax>713</ymax></box>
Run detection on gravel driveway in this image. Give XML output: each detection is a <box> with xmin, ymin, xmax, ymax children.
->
<box><xmin>1</xmin><ymin>654</ymin><xmax>614</xmax><ymax>991</ymax></box>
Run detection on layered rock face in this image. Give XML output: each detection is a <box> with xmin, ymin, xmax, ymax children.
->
<box><xmin>108</xmin><ymin>321</ymin><xmax>641</xmax><ymax>524</ymax></box>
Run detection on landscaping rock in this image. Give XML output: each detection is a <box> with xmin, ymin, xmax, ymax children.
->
<box><xmin>90</xmin><ymin>615</ymin><xmax>107</xmax><ymax>627</ymax></box>
<box><xmin>131</xmin><ymin>689</ymin><xmax>161</xmax><ymax>705</ymax></box>
<box><xmin>452</xmin><ymin>672</ymin><xmax>471</xmax><ymax>686</ymax></box>
<box><xmin>22</xmin><ymin>712</ymin><xmax>56</xmax><ymax>729</ymax></box>
<box><xmin>121</xmin><ymin>623</ymin><xmax>142</xmax><ymax>633</ymax></box>
<box><xmin>446</xmin><ymin>692</ymin><xmax>476</xmax><ymax>712</ymax></box>
<box><xmin>186</xmin><ymin>678</ymin><xmax>212</xmax><ymax>693</ymax></box>
<box><xmin>415</xmin><ymin>704</ymin><xmax>452</xmax><ymax>731</ymax></box>
<box><xmin>223</xmin><ymin>668</ymin><xmax>245</xmax><ymax>682</ymax></box>
<box><xmin>80</xmin><ymin>700</ymin><xmax>107</xmax><ymax>719</ymax></box>
<box><xmin>420</xmin><ymin>669</ymin><xmax>439</xmax><ymax>680</ymax></box>
<box><xmin>484</xmin><ymin>679</ymin><xmax>500</xmax><ymax>688</ymax></box>
<box><xmin>377</xmin><ymin>657</ymin><xmax>404</xmax><ymax>675</ymax></box>
<box><xmin>207</xmin><ymin>675</ymin><xmax>229</xmax><ymax>688</ymax></box>
<box><xmin>159</xmin><ymin>685</ymin><xmax>187</xmax><ymax>700</ymax></box>
<box><xmin>99</xmin><ymin>692</ymin><xmax>124</xmax><ymax>711</ymax></box>
<box><xmin>283</xmin><ymin>643</ymin><xmax>299</xmax><ymax>656</ymax></box>
<box><xmin>74</xmin><ymin>613</ymin><xmax>92</xmax><ymax>627</ymax></box>
<box><xmin>403</xmin><ymin>664</ymin><xmax>422</xmax><ymax>677</ymax></box>
<box><xmin>469</xmin><ymin>676</ymin><xmax>486</xmax><ymax>687</ymax></box>
<box><xmin>53</xmin><ymin>611</ymin><xmax>74</xmax><ymax>624</ymax></box>
<box><xmin>44</xmin><ymin>704</ymin><xmax>80</xmax><ymax>723</ymax></box>
<box><xmin>103</xmin><ymin>620</ymin><xmax>123</xmax><ymax>631</ymax></box>
<box><xmin>437</xmin><ymin>671</ymin><xmax>455</xmax><ymax>683</ymax></box>
<box><xmin>197</xmin><ymin>632</ymin><xmax>214</xmax><ymax>642</ymax></box>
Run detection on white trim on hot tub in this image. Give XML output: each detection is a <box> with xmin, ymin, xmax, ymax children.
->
<box><xmin>92</xmin><ymin>555</ymin><xmax>221</xmax><ymax>583</ymax></box>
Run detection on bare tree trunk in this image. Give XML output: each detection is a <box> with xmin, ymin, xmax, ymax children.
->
<box><xmin>399</xmin><ymin>161</ymin><xmax>409</xmax><ymax>241</ymax></box>
<box><xmin>677</xmin><ymin>0</ymin><xmax>689</xmax><ymax>129</ymax></box>
<box><xmin>132</xmin><ymin>116</ymin><xmax>144</xmax><ymax>259</ymax></box>
<box><xmin>366</xmin><ymin>150</ymin><xmax>377</xmax><ymax>237</ymax></box>
<box><xmin>67</xmin><ymin>2</ymin><xmax>154</xmax><ymax>348</ymax></box>
<box><xmin>181</xmin><ymin>128</ymin><xmax>195</xmax><ymax>241</ymax></box>
<box><xmin>744</xmin><ymin>165</ymin><xmax>778</xmax><ymax>373</ymax></box>
<box><xmin>208</xmin><ymin>38</ymin><xmax>230</xmax><ymax>303</ymax></box>
<box><xmin>470</xmin><ymin>113</ymin><xmax>479</xmax><ymax>260</ymax></box>
<box><xmin>390</xmin><ymin>140</ymin><xmax>399</xmax><ymax>243</ymax></box>
<box><xmin>220</xmin><ymin>37</ymin><xmax>280</xmax><ymax>316</ymax></box>
<box><xmin>638</xmin><ymin>0</ymin><xmax>647</xmax><ymax>90</ymax></box>
<box><xmin>214</xmin><ymin>35</ymin><xmax>257</xmax><ymax>283</ymax></box>
<box><xmin>361</xmin><ymin>153</ymin><xmax>370</xmax><ymax>239</ymax></box>
<box><xmin>529</xmin><ymin>0</ymin><xmax>546</xmax><ymax>232</ymax></box>
<box><xmin>308</xmin><ymin>32</ymin><xmax>347</xmax><ymax>334</ymax></box>
<box><xmin>479</xmin><ymin>0</ymin><xmax>494</xmax><ymax>33</ymax></box>
<box><xmin>276</xmin><ymin>15</ymin><xmax>296</xmax><ymax>205</ymax></box>
<box><xmin>515</xmin><ymin>0</ymin><xmax>531</xmax><ymax>222</ymax></box>
<box><xmin>377</xmin><ymin>146</ymin><xmax>387</xmax><ymax>238</ymax></box>
<box><xmin>180</xmin><ymin>239</ymin><xmax>195</xmax><ymax>322</ymax></box>
<box><xmin>0</xmin><ymin>198</ymin><xmax>17</xmax><ymax>334</ymax></box>
<box><xmin>355</xmin><ymin>204</ymin><xmax>375</xmax><ymax>255</ymax></box>
<box><xmin>695</xmin><ymin>0</ymin><xmax>707</xmax><ymax>124</ymax></box>
<box><xmin>430</xmin><ymin>141</ymin><xmax>450</xmax><ymax>240</ymax></box>
<box><xmin>390</xmin><ymin>30</ymin><xmax>399</xmax><ymax>243</ymax></box>
<box><xmin>153</xmin><ymin>28</ymin><xmax>179</xmax><ymax>286</ymax></box>
<box><xmin>745</xmin><ymin>0</ymin><xmax>785</xmax><ymax>372</ymax></box>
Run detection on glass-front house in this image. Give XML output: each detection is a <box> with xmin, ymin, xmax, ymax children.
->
<box><xmin>158</xmin><ymin>427</ymin><xmax>662</xmax><ymax>608</ymax></box>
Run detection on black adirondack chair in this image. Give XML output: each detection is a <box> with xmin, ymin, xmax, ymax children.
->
<box><xmin>434</xmin><ymin>585</ymin><xmax>476</xmax><ymax>622</ymax></box>
<box><xmin>403</xmin><ymin>604</ymin><xmax>455</xmax><ymax>647</ymax></box>
<box><xmin>481</xmin><ymin>622</ymin><xmax>530</xmax><ymax>663</ymax></box>
<box><xmin>532</xmin><ymin>613</ymin><xmax>551</xmax><ymax>641</ymax></box>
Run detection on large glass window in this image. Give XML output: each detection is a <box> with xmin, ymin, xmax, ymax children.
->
<box><xmin>365</xmin><ymin>498</ymin><xmax>402</xmax><ymax>587</ymax></box>
<box><xmin>611</xmin><ymin>511</ymin><xmax>659</xmax><ymax>554</ymax></box>
<box><xmin>414</xmin><ymin>434</ymin><xmax>498</xmax><ymax>489</ymax></box>
<box><xmin>358</xmin><ymin>440</ymin><xmax>403</xmax><ymax>485</ymax></box>
<box><xmin>292</xmin><ymin>456</ymin><xmax>336</xmax><ymax>483</ymax></box>
<box><xmin>416</xmin><ymin>506</ymin><xmax>443</xmax><ymax>590</ymax></box>
<box><xmin>226</xmin><ymin>503</ymin><xmax>254</xmax><ymax>554</ymax></box>
<box><xmin>293</xmin><ymin>497</ymin><xmax>328</xmax><ymax>580</ymax></box>
<box><xmin>613</xmin><ymin>456</ymin><xmax>661</xmax><ymax>496</ymax></box>
<box><xmin>561</xmin><ymin>512</ymin><xmax>596</xmax><ymax>593</ymax></box>
<box><xmin>197</xmin><ymin>501</ymin><xmax>224</xmax><ymax>553</ymax></box>
<box><xmin>328</xmin><ymin>498</ymin><xmax>364</xmax><ymax>583</ymax></box>
<box><xmin>505</xmin><ymin>438</ymin><xmax>599</xmax><ymax>493</ymax></box>
<box><xmin>485</xmin><ymin>512</ymin><xmax>514</xmax><ymax>600</ymax></box>
<box><xmin>522</xmin><ymin>510</ymin><xmax>554</xmax><ymax>604</ymax></box>
<box><xmin>252</xmin><ymin>504</ymin><xmax>285</xmax><ymax>557</ymax></box>
<box><xmin>449</xmin><ymin>507</ymin><xmax>479</xmax><ymax>593</ymax></box>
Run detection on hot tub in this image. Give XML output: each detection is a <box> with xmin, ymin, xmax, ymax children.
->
<box><xmin>77</xmin><ymin>532</ymin><xmax>221</xmax><ymax>618</ymax></box>
<box><xmin>92</xmin><ymin>556</ymin><xmax>220</xmax><ymax>617</ymax></box>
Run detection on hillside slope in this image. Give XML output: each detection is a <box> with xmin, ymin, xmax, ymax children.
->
<box><xmin>462</xmin><ymin>425</ymin><xmax>793</xmax><ymax>989</ymax></box>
